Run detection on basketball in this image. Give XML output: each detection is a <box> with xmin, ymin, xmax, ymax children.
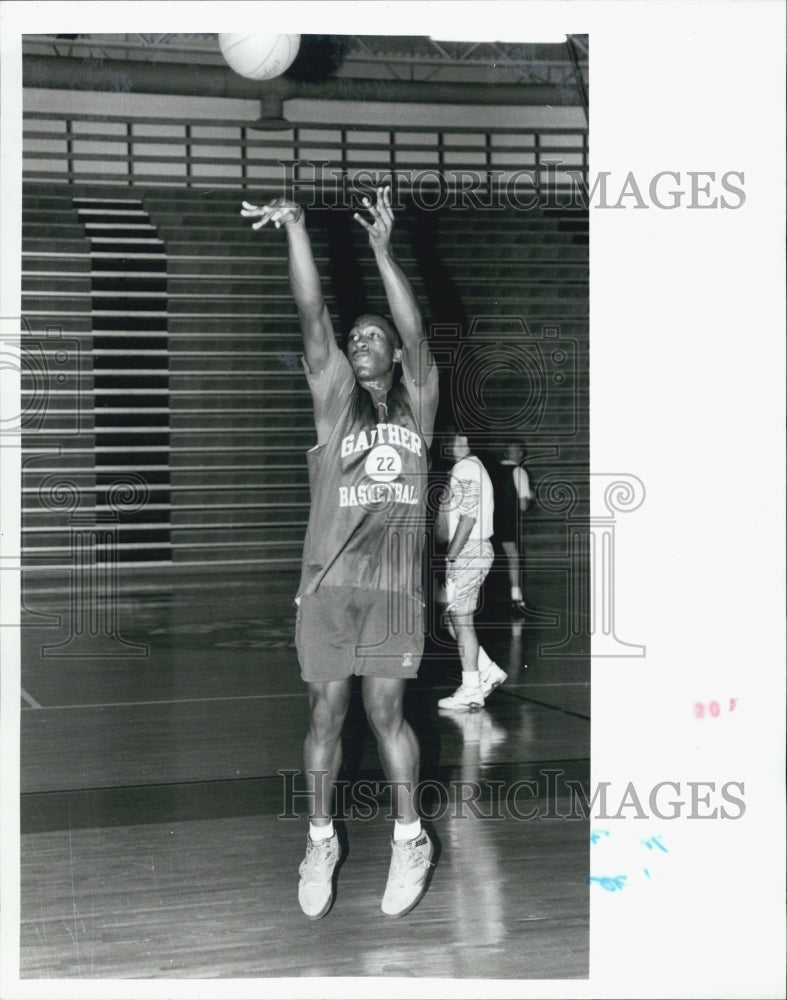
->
<box><xmin>218</xmin><ymin>33</ymin><xmax>301</xmax><ymax>81</ymax></box>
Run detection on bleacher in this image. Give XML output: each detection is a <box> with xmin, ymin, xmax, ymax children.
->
<box><xmin>20</xmin><ymin>124</ymin><xmax>588</xmax><ymax>588</ymax></box>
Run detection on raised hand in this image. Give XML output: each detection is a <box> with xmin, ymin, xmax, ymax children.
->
<box><xmin>353</xmin><ymin>184</ymin><xmax>394</xmax><ymax>253</ymax></box>
<box><xmin>240</xmin><ymin>198</ymin><xmax>304</xmax><ymax>230</ymax></box>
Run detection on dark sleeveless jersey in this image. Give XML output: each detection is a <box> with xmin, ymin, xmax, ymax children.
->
<box><xmin>297</xmin><ymin>345</ymin><xmax>438</xmax><ymax>600</ymax></box>
<box><xmin>491</xmin><ymin>461</ymin><xmax>519</xmax><ymax>541</ymax></box>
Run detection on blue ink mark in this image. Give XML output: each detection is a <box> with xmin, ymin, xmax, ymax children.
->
<box><xmin>641</xmin><ymin>834</ymin><xmax>668</xmax><ymax>854</ymax></box>
<box><xmin>589</xmin><ymin>875</ymin><xmax>627</xmax><ymax>892</ymax></box>
<box><xmin>590</xmin><ymin>829</ymin><xmax>610</xmax><ymax>845</ymax></box>
<box><xmin>643</xmin><ymin>868</ymin><xmax>651</xmax><ymax>879</ymax></box>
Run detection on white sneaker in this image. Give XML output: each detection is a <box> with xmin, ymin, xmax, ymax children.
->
<box><xmin>381</xmin><ymin>831</ymin><xmax>434</xmax><ymax>917</ymax></box>
<box><xmin>298</xmin><ymin>832</ymin><xmax>340</xmax><ymax>919</ymax></box>
<box><xmin>437</xmin><ymin>683</ymin><xmax>485</xmax><ymax>711</ymax></box>
<box><xmin>480</xmin><ymin>662</ymin><xmax>508</xmax><ymax>698</ymax></box>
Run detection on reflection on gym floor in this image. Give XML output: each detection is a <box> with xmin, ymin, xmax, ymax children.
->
<box><xmin>20</xmin><ymin>573</ymin><xmax>589</xmax><ymax>980</ymax></box>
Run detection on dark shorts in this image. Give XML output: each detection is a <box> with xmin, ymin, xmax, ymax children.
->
<box><xmin>494</xmin><ymin>514</ymin><xmax>523</xmax><ymax>546</ymax></box>
<box><xmin>296</xmin><ymin>586</ymin><xmax>425</xmax><ymax>682</ymax></box>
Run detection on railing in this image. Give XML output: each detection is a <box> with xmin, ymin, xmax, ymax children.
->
<box><xmin>24</xmin><ymin>112</ymin><xmax>588</xmax><ymax>198</ymax></box>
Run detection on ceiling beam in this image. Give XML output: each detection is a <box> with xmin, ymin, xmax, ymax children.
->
<box><xmin>23</xmin><ymin>54</ymin><xmax>584</xmax><ymax>106</ymax></box>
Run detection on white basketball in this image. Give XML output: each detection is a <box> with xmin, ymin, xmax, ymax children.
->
<box><xmin>218</xmin><ymin>33</ymin><xmax>301</xmax><ymax>81</ymax></box>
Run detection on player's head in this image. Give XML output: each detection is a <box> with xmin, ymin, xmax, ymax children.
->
<box><xmin>504</xmin><ymin>440</ymin><xmax>525</xmax><ymax>463</ymax></box>
<box><xmin>443</xmin><ymin>423</ymin><xmax>473</xmax><ymax>462</ymax></box>
<box><xmin>346</xmin><ymin>313</ymin><xmax>402</xmax><ymax>381</ymax></box>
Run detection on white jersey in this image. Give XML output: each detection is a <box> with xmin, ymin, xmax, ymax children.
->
<box><xmin>510</xmin><ymin>464</ymin><xmax>532</xmax><ymax>500</ymax></box>
<box><xmin>446</xmin><ymin>454</ymin><xmax>494</xmax><ymax>544</ymax></box>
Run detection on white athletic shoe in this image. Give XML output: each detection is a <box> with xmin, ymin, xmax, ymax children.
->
<box><xmin>298</xmin><ymin>832</ymin><xmax>340</xmax><ymax>919</ymax></box>
<box><xmin>437</xmin><ymin>683</ymin><xmax>485</xmax><ymax>711</ymax></box>
<box><xmin>381</xmin><ymin>831</ymin><xmax>434</xmax><ymax>917</ymax></box>
<box><xmin>480</xmin><ymin>662</ymin><xmax>508</xmax><ymax>698</ymax></box>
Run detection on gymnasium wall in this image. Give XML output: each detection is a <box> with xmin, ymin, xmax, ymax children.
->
<box><xmin>20</xmin><ymin>85</ymin><xmax>588</xmax><ymax>590</ymax></box>
<box><xmin>23</xmin><ymin>86</ymin><xmax>587</xmax><ymax>128</ymax></box>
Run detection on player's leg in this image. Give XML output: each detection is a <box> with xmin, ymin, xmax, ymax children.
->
<box><xmin>361</xmin><ymin>676</ymin><xmax>419</xmax><ymax>824</ymax></box>
<box><xmin>482</xmin><ymin>535</ymin><xmax>512</xmax><ymax>688</ymax></box>
<box><xmin>450</xmin><ymin>609</ymin><xmax>481</xmax><ymax>675</ymax></box>
<box><xmin>440</xmin><ymin>594</ymin><xmax>504</xmax><ymax>694</ymax></box>
<box><xmin>298</xmin><ymin>677</ymin><xmax>351</xmax><ymax>919</ymax></box>
<box><xmin>448</xmin><ymin>608</ymin><xmax>507</xmax><ymax>701</ymax></box>
<box><xmin>502</xmin><ymin>537</ymin><xmax>526</xmax><ymax>612</ymax></box>
<box><xmin>502</xmin><ymin>539</ymin><xmax>520</xmax><ymax>594</ymax></box>
<box><xmin>362</xmin><ymin>675</ymin><xmax>433</xmax><ymax>917</ymax></box>
<box><xmin>438</xmin><ymin>609</ymin><xmax>485</xmax><ymax>710</ymax></box>
<box><xmin>304</xmin><ymin>678</ymin><xmax>351</xmax><ymax>826</ymax></box>
<box><xmin>438</xmin><ymin>542</ymin><xmax>499</xmax><ymax>710</ymax></box>
<box><xmin>477</xmin><ymin>642</ymin><xmax>508</xmax><ymax>697</ymax></box>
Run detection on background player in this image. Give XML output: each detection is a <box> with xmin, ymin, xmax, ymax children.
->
<box><xmin>492</xmin><ymin>440</ymin><xmax>533</xmax><ymax>616</ymax></box>
<box><xmin>241</xmin><ymin>185</ymin><xmax>438</xmax><ymax>920</ymax></box>
<box><xmin>437</xmin><ymin>429</ymin><xmax>507</xmax><ymax>711</ymax></box>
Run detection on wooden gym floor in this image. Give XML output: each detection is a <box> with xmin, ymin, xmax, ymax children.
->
<box><xmin>19</xmin><ymin>566</ymin><xmax>589</xmax><ymax>981</ymax></box>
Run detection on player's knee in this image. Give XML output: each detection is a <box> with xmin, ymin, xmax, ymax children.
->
<box><xmin>308</xmin><ymin>692</ymin><xmax>349</xmax><ymax>739</ymax></box>
<box><xmin>450</xmin><ymin>613</ymin><xmax>474</xmax><ymax>634</ymax></box>
<box><xmin>308</xmin><ymin>707</ymin><xmax>345</xmax><ymax>742</ymax></box>
<box><xmin>363</xmin><ymin>693</ymin><xmax>403</xmax><ymax>736</ymax></box>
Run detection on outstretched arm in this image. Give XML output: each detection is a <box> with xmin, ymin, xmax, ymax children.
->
<box><xmin>514</xmin><ymin>467</ymin><xmax>532</xmax><ymax>513</ymax></box>
<box><xmin>241</xmin><ymin>198</ymin><xmax>334</xmax><ymax>373</ymax></box>
<box><xmin>354</xmin><ymin>185</ymin><xmax>432</xmax><ymax>385</ymax></box>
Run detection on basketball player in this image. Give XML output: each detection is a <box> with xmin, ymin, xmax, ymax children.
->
<box><xmin>492</xmin><ymin>441</ymin><xmax>533</xmax><ymax>616</ymax></box>
<box><xmin>437</xmin><ymin>429</ymin><xmax>508</xmax><ymax>711</ymax></box>
<box><xmin>241</xmin><ymin>185</ymin><xmax>438</xmax><ymax>919</ymax></box>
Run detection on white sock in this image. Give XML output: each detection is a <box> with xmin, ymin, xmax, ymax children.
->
<box><xmin>394</xmin><ymin>818</ymin><xmax>422</xmax><ymax>842</ymax></box>
<box><xmin>511</xmin><ymin>586</ymin><xmax>522</xmax><ymax>601</ymax></box>
<box><xmin>477</xmin><ymin>647</ymin><xmax>493</xmax><ymax>673</ymax></box>
<box><xmin>309</xmin><ymin>821</ymin><xmax>334</xmax><ymax>842</ymax></box>
<box><xmin>462</xmin><ymin>670</ymin><xmax>482</xmax><ymax>689</ymax></box>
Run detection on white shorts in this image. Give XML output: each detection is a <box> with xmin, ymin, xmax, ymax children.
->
<box><xmin>445</xmin><ymin>539</ymin><xmax>494</xmax><ymax>614</ymax></box>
